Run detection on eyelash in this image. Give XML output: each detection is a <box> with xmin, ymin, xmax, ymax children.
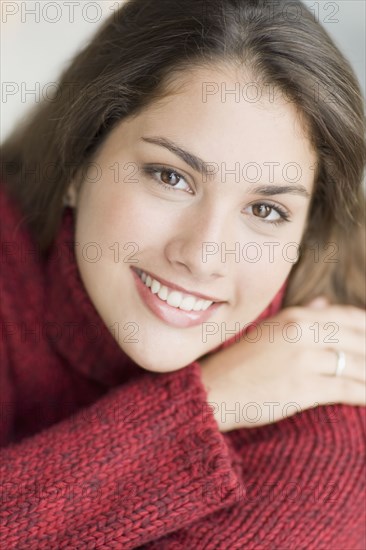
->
<box><xmin>253</xmin><ymin>201</ymin><xmax>291</xmax><ymax>226</ymax></box>
<box><xmin>141</xmin><ymin>164</ymin><xmax>291</xmax><ymax>226</ymax></box>
<box><xmin>141</xmin><ymin>165</ymin><xmax>193</xmax><ymax>193</ymax></box>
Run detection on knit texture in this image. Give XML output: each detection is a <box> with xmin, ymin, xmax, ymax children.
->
<box><xmin>1</xmin><ymin>181</ymin><xmax>365</xmax><ymax>549</ymax></box>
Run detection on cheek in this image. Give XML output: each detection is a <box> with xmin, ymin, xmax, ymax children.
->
<box><xmin>78</xmin><ymin>194</ymin><xmax>172</xmax><ymax>282</ymax></box>
<box><xmin>107</xmin><ymin>198</ymin><xmax>169</xmax><ymax>256</ymax></box>
<box><xmin>233</xmin><ymin>245</ymin><xmax>296</xmax><ymax>309</ymax></box>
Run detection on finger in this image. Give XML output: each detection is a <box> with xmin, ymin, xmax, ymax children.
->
<box><xmin>319</xmin><ymin>348</ymin><xmax>366</xmax><ymax>385</ymax></box>
<box><xmin>277</xmin><ymin>318</ymin><xmax>365</xmax><ymax>353</ymax></box>
<box><xmin>301</xmin><ymin>368</ymin><xmax>366</xmax><ymax>408</ymax></box>
<box><xmin>283</xmin><ymin>304</ymin><xmax>366</xmax><ymax>333</ymax></box>
<box><xmin>306</xmin><ymin>296</ymin><xmax>329</xmax><ymax>308</ymax></box>
<box><xmin>331</xmin><ymin>374</ymin><xmax>366</xmax><ymax>407</ymax></box>
<box><xmin>317</xmin><ymin>326</ymin><xmax>365</xmax><ymax>356</ymax></box>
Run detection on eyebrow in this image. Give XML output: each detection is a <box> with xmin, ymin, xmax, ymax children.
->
<box><xmin>140</xmin><ymin>135</ymin><xmax>311</xmax><ymax>199</ymax></box>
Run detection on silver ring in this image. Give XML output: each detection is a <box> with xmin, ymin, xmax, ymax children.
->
<box><xmin>334</xmin><ymin>350</ymin><xmax>346</xmax><ymax>377</ymax></box>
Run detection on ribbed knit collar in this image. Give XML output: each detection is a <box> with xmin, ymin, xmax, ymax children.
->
<box><xmin>43</xmin><ymin>205</ymin><xmax>140</xmax><ymax>387</ymax></box>
<box><xmin>43</xmin><ymin>205</ymin><xmax>287</xmax><ymax>387</ymax></box>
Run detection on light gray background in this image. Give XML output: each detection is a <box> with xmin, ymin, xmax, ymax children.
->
<box><xmin>1</xmin><ymin>0</ymin><xmax>365</xmax><ymax>142</ymax></box>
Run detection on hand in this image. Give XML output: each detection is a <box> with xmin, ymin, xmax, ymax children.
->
<box><xmin>199</xmin><ymin>298</ymin><xmax>366</xmax><ymax>432</ymax></box>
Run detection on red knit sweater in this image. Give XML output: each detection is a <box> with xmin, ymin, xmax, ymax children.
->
<box><xmin>1</xmin><ymin>181</ymin><xmax>365</xmax><ymax>549</ymax></box>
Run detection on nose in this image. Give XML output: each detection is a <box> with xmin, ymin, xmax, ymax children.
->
<box><xmin>164</xmin><ymin>203</ymin><xmax>233</xmax><ymax>280</ymax></box>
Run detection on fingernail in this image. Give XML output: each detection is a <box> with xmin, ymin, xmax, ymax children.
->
<box><xmin>307</xmin><ymin>297</ymin><xmax>328</xmax><ymax>308</ymax></box>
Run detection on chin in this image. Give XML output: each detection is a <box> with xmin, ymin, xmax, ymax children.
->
<box><xmin>124</xmin><ymin>345</ymin><xmax>196</xmax><ymax>374</ymax></box>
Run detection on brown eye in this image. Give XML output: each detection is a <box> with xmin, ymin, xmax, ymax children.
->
<box><xmin>245</xmin><ymin>202</ymin><xmax>290</xmax><ymax>226</ymax></box>
<box><xmin>142</xmin><ymin>165</ymin><xmax>193</xmax><ymax>193</ymax></box>
<box><xmin>252</xmin><ymin>204</ymin><xmax>272</xmax><ymax>218</ymax></box>
<box><xmin>160</xmin><ymin>169</ymin><xmax>181</xmax><ymax>186</ymax></box>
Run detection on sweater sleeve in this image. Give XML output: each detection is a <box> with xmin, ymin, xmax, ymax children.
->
<box><xmin>137</xmin><ymin>403</ymin><xmax>366</xmax><ymax>549</ymax></box>
<box><xmin>0</xmin><ymin>360</ymin><xmax>245</xmax><ymax>549</ymax></box>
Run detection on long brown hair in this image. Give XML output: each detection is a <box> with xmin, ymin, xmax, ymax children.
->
<box><xmin>1</xmin><ymin>0</ymin><xmax>365</xmax><ymax>307</ymax></box>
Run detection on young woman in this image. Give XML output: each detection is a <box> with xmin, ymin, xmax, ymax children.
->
<box><xmin>1</xmin><ymin>0</ymin><xmax>365</xmax><ymax>547</ymax></box>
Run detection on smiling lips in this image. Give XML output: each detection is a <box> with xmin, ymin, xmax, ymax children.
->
<box><xmin>131</xmin><ymin>267</ymin><xmax>225</xmax><ymax>328</ymax></box>
<box><xmin>134</xmin><ymin>267</ymin><xmax>225</xmax><ymax>309</ymax></box>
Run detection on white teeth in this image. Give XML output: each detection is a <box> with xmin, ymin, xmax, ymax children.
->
<box><xmin>192</xmin><ymin>299</ymin><xmax>204</xmax><ymax>311</ymax></box>
<box><xmin>151</xmin><ymin>279</ymin><xmax>160</xmax><ymax>294</ymax></box>
<box><xmin>179</xmin><ymin>296</ymin><xmax>197</xmax><ymax>311</ymax></box>
<box><xmin>157</xmin><ymin>285</ymin><xmax>169</xmax><ymax>300</ymax></box>
<box><xmin>166</xmin><ymin>291</ymin><xmax>183</xmax><ymax>308</ymax></box>
<box><xmin>138</xmin><ymin>270</ymin><xmax>214</xmax><ymax>311</ymax></box>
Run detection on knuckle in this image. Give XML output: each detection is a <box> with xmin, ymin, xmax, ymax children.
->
<box><xmin>339</xmin><ymin>304</ymin><xmax>365</xmax><ymax>321</ymax></box>
<box><xmin>278</xmin><ymin>305</ymin><xmax>303</xmax><ymax>325</ymax></box>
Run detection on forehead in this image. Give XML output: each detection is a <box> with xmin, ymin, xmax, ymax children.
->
<box><xmin>111</xmin><ymin>65</ymin><xmax>318</xmax><ymax>189</ymax></box>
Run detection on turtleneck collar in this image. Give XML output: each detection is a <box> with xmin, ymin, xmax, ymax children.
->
<box><xmin>43</xmin><ymin>205</ymin><xmax>287</xmax><ymax>386</ymax></box>
<box><xmin>43</xmin><ymin>205</ymin><xmax>141</xmax><ymax>387</ymax></box>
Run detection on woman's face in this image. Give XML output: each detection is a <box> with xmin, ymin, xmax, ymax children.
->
<box><xmin>67</xmin><ymin>66</ymin><xmax>317</xmax><ymax>372</ymax></box>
